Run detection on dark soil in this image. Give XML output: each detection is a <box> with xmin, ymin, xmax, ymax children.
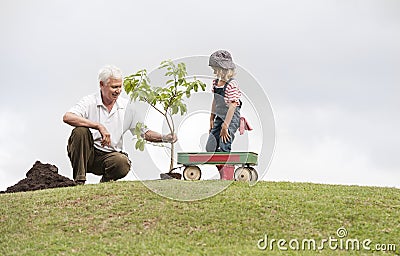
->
<box><xmin>160</xmin><ymin>172</ymin><xmax>182</xmax><ymax>180</ymax></box>
<box><xmin>1</xmin><ymin>161</ymin><xmax>76</xmax><ymax>194</ymax></box>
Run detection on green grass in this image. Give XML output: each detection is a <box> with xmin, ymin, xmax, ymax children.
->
<box><xmin>0</xmin><ymin>181</ymin><xmax>399</xmax><ymax>255</ymax></box>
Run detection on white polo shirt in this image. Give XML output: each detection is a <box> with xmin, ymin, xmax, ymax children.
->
<box><xmin>68</xmin><ymin>92</ymin><xmax>147</xmax><ymax>152</ymax></box>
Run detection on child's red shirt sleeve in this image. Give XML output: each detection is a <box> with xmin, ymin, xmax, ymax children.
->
<box><xmin>225</xmin><ymin>79</ymin><xmax>241</xmax><ymax>104</ymax></box>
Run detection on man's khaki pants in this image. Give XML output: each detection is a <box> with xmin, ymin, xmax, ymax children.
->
<box><xmin>67</xmin><ymin>127</ymin><xmax>131</xmax><ymax>182</ymax></box>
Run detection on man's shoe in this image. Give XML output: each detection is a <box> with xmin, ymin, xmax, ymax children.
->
<box><xmin>75</xmin><ymin>180</ymin><xmax>85</xmax><ymax>185</ymax></box>
<box><xmin>100</xmin><ymin>176</ymin><xmax>111</xmax><ymax>183</ymax></box>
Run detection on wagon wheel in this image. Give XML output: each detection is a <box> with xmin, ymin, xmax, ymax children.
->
<box><xmin>234</xmin><ymin>167</ymin><xmax>252</xmax><ymax>182</ymax></box>
<box><xmin>248</xmin><ymin>167</ymin><xmax>258</xmax><ymax>182</ymax></box>
<box><xmin>183</xmin><ymin>166</ymin><xmax>202</xmax><ymax>181</ymax></box>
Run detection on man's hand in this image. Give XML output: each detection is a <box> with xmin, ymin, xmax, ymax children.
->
<box><xmin>98</xmin><ymin>124</ymin><xmax>111</xmax><ymax>147</ymax></box>
<box><xmin>162</xmin><ymin>133</ymin><xmax>178</xmax><ymax>143</ymax></box>
<box><xmin>63</xmin><ymin>112</ymin><xmax>112</xmax><ymax>147</ymax></box>
<box><xmin>144</xmin><ymin>131</ymin><xmax>177</xmax><ymax>143</ymax></box>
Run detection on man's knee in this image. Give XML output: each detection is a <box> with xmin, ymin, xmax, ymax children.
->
<box><xmin>117</xmin><ymin>153</ymin><xmax>131</xmax><ymax>176</ymax></box>
<box><xmin>67</xmin><ymin>127</ymin><xmax>94</xmax><ymax>181</ymax></box>
<box><xmin>70</xmin><ymin>127</ymin><xmax>90</xmax><ymax>138</ymax></box>
<box><xmin>109</xmin><ymin>153</ymin><xmax>131</xmax><ymax>180</ymax></box>
<box><xmin>68</xmin><ymin>127</ymin><xmax>93</xmax><ymax>154</ymax></box>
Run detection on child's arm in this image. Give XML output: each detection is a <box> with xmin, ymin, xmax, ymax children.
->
<box><xmin>220</xmin><ymin>102</ymin><xmax>238</xmax><ymax>143</ymax></box>
<box><xmin>209</xmin><ymin>99</ymin><xmax>216</xmax><ymax>132</ymax></box>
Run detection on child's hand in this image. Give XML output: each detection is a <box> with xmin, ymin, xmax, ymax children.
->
<box><xmin>220</xmin><ymin>125</ymin><xmax>231</xmax><ymax>143</ymax></box>
<box><xmin>209</xmin><ymin>119</ymin><xmax>214</xmax><ymax>133</ymax></box>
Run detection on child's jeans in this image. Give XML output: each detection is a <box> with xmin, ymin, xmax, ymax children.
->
<box><xmin>206</xmin><ymin>115</ymin><xmax>240</xmax><ymax>152</ymax></box>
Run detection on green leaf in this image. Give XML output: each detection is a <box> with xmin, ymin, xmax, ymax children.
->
<box><xmin>180</xmin><ymin>104</ymin><xmax>187</xmax><ymax>115</ymax></box>
<box><xmin>172</xmin><ymin>105</ymin><xmax>179</xmax><ymax>115</ymax></box>
<box><xmin>135</xmin><ymin>140</ymin><xmax>141</xmax><ymax>150</ymax></box>
<box><xmin>200</xmin><ymin>82</ymin><xmax>206</xmax><ymax>91</ymax></box>
<box><xmin>139</xmin><ymin>140</ymin><xmax>145</xmax><ymax>151</ymax></box>
<box><xmin>147</xmin><ymin>93</ymin><xmax>154</xmax><ymax>103</ymax></box>
<box><xmin>134</xmin><ymin>123</ymin><xmax>142</xmax><ymax>137</ymax></box>
<box><xmin>159</xmin><ymin>61</ymin><xmax>169</xmax><ymax>69</ymax></box>
<box><xmin>166</xmin><ymin>79</ymin><xmax>174</xmax><ymax>85</ymax></box>
<box><xmin>124</xmin><ymin>80</ymin><xmax>132</xmax><ymax>94</ymax></box>
<box><xmin>132</xmin><ymin>91</ymin><xmax>139</xmax><ymax>101</ymax></box>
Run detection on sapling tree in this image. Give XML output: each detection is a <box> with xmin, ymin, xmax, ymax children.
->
<box><xmin>124</xmin><ymin>60</ymin><xmax>206</xmax><ymax>172</ymax></box>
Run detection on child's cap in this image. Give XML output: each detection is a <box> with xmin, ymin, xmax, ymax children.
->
<box><xmin>209</xmin><ymin>50</ymin><xmax>236</xmax><ymax>69</ymax></box>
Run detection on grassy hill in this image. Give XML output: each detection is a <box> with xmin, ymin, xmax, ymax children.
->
<box><xmin>1</xmin><ymin>180</ymin><xmax>399</xmax><ymax>255</ymax></box>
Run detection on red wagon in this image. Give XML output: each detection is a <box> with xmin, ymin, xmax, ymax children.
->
<box><xmin>176</xmin><ymin>152</ymin><xmax>259</xmax><ymax>182</ymax></box>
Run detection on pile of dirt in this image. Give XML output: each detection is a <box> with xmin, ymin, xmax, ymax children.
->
<box><xmin>1</xmin><ymin>161</ymin><xmax>76</xmax><ymax>193</ymax></box>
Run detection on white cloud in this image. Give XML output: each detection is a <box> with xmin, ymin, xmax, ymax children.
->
<box><xmin>0</xmin><ymin>110</ymin><xmax>30</xmax><ymax>190</ymax></box>
<box><xmin>267</xmin><ymin>105</ymin><xmax>400</xmax><ymax>188</ymax></box>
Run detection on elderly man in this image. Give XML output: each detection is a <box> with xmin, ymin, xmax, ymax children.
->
<box><xmin>63</xmin><ymin>65</ymin><xmax>176</xmax><ymax>184</ymax></box>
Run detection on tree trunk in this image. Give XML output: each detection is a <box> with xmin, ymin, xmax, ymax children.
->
<box><xmin>169</xmin><ymin>142</ymin><xmax>174</xmax><ymax>172</ymax></box>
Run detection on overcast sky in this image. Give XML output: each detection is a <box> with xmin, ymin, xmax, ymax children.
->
<box><xmin>0</xmin><ymin>0</ymin><xmax>399</xmax><ymax>191</ymax></box>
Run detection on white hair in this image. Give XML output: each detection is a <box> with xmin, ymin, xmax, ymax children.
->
<box><xmin>98</xmin><ymin>65</ymin><xmax>123</xmax><ymax>84</ymax></box>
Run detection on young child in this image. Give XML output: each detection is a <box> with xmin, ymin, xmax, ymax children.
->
<box><xmin>206</xmin><ymin>50</ymin><xmax>241</xmax><ymax>179</ymax></box>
